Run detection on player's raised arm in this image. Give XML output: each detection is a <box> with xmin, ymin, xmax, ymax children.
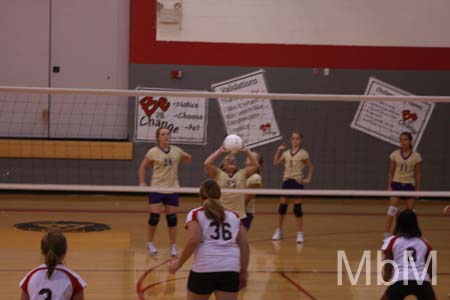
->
<box><xmin>273</xmin><ymin>143</ymin><xmax>287</xmax><ymax>165</ymax></box>
<box><xmin>241</xmin><ymin>147</ymin><xmax>259</xmax><ymax>177</ymax></box>
<box><xmin>204</xmin><ymin>146</ymin><xmax>226</xmax><ymax>178</ymax></box>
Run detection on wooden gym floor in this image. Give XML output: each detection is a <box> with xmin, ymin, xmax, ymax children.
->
<box><xmin>0</xmin><ymin>194</ymin><xmax>448</xmax><ymax>300</ymax></box>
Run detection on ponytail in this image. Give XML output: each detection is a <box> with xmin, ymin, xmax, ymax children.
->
<box><xmin>199</xmin><ymin>179</ymin><xmax>225</xmax><ymax>224</ymax></box>
<box><xmin>41</xmin><ymin>229</ymin><xmax>67</xmax><ymax>279</ymax></box>
<box><xmin>45</xmin><ymin>250</ymin><xmax>59</xmax><ymax>279</ymax></box>
<box><xmin>203</xmin><ymin>198</ymin><xmax>225</xmax><ymax>224</ymax></box>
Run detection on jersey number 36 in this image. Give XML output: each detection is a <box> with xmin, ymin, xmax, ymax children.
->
<box><xmin>209</xmin><ymin>222</ymin><xmax>232</xmax><ymax>241</ymax></box>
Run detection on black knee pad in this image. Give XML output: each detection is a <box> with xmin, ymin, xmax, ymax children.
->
<box><xmin>278</xmin><ymin>203</ymin><xmax>288</xmax><ymax>215</ymax></box>
<box><xmin>148</xmin><ymin>213</ymin><xmax>160</xmax><ymax>226</ymax></box>
<box><xmin>166</xmin><ymin>213</ymin><xmax>177</xmax><ymax>227</ymax></box>
<box><xmin>294</xmin><ymin>203</ymin><xmax>303</xmax><ymax>217</ymax></box>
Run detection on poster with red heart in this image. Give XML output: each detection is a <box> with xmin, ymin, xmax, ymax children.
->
<box><xmin>134</xmin><ymin>88</ymin><xmax>208</xmax><ymax>144</ymax></box>
<box><xmin>350</xmin><ymin>77</ymin><xmax>435</xmax><ymax>150</ymax></box>
<box><xmin>211</xmin><ymin>70</ymin><xmax>282</xmax><ymax>149</ymax></box>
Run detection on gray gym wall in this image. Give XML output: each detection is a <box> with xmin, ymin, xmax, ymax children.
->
<box><xmin>129</xmin><ymin>65</ymin><xmax>450</xmax><ymax>191</ymax></box>
<box><xmin>1</xmin><ymin>66</ymin><xmax>449</xmax><ymax>191</ymax></box>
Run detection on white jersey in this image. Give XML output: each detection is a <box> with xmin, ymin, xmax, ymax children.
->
<box><xmin>186</xmin><ymin>207</ymin><xmax>242</xmax><ymax>273</ymax></box>
<box><xmin>20</xmin><ymin>264</ymin><xmax>87</xmax><ymax>300</ymax></box>
<box><xmin>382</xmin><ymin>236</ymin><xmax>432</xmax><ymax>282</ymax></box>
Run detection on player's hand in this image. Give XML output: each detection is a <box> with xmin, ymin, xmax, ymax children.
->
<box><xmin>239</xmin><ymin>271</ymin><xmax>248</xmax><ymax>289</ymax></box>
<box><xmin>218</xmin><ymin>146</ymin><xmax>228</xmax><ymax>153</ymax></box>
<box><xmin>183</xmin><ymin>153</ymin><xmax>192</xmax><ymax>163</ymax></box>
<box><xmin>139</xmin><ymin>182</ymin><xmax>147</xmax><ymax>187</ymax></box>
<box><xmin>240</xmin><ymin>146</ymin><xmax>250</xmax><ymax>153</ymax></box>
<box><xmin>168</xmin><ymin>259</ymin><xmax>181</xmax><ymax>274</ymax></box>
<box><xmin>277</xmin><ymin>144</ymin><xmax>287</xmax><ymax>151</ymax></box>
<box><xmin>302</xmin><ymin>178</ymin><xmax>311</xmax><ymax>184</ymax></box>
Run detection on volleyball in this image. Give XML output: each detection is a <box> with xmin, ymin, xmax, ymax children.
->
<box><xmin>223</xmin><ymin>134</ymin><xmax>243</xmax><ymax>153</ymax></box>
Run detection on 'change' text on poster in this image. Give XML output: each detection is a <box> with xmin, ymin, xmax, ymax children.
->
<box><xmin>135</xmin><ymin>89</ymin><xmax>208</xmax><ymax>145</ymax></box>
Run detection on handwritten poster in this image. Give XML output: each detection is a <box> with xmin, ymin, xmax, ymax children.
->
<box><xmin>211</xmin><ymin>70</ymin><xmax>282</xmax><ymax>148</ymax></box>
<box><xmin>135</xmin><ymin>88</ymin><xmax>208</xmax><ymax>144</ymax></box>
<box><xmin>351</xmin><ymin>77</ymin><xmax>435</xmax><ymax>150</ymax></box>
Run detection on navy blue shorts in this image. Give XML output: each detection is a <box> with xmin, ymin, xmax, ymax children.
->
<box><xmin>242</xmin><ymin>213</ymin><xmax>254</xmax><ymax>230</ymax></box>
<box><xmin>391</xmin><ymin>182</ymin><xmax>415</xmax><ymax>191</ymax></box>
<box><xmin>148</xmin><ymin>192</ymin><xmax>179</xmax><ymax>206</ymax></box>
<box><xmin>281</xmin><ymin>179</ymin><xmax>304</xmax><ymax>198</ymax></box>
<box><xmin>391</xmin><ymin>182</ymin><xmax>416</xmax><ymax>199</ymax></box>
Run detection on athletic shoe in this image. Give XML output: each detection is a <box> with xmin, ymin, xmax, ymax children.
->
<box><xmin>147</xmin><ymin>242</ymin><xmax>158</xmax><ymax>255</ymax></box>
<box><xmin>296</xmin><ymin>232</ymin><xmax>304</xmax><ymax>244</ymax></box>
<box><xmin>170</xmin><ymin>244</ymin><xmax>179</xmax><ymax>257</ymax></box>
<box><xmin>272</xmin><ymin>228</ymin><xmax>283</xmax><ymax>240</ymax></box>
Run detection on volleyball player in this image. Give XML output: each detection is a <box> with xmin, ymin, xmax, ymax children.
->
<box><xmin>139</xmin><ymin>127</ymin><xmax>192</xmax><ymax>256</ymax></box>
<box><xmin>243</xmin><ymin>151</ymin><xmax>263</xmax><ymax>230</ymax></box>
<box><xmin>204</xmin><ymin>145</ymin><xmax>259</xmax><ymax>221</ymax></box>
<box><xmin>169</xmin><ymin>179</ymin><xmax>249</xmax><ymax>300</ymax></box>
<box><xmin>381</xmin><ymin>209</ymin><xmax>436</xmax><ymax>300</ymax></box>
<box><xmin>272</xmin><ymin>130</ymin><xmax>313</xmax><ymax>243</ymax></box>
<box><xmin>384</xmin><ymin>132</ymin><xmax>422</xmax><ymax>239</ymax></box>
<box><xmin>19</xmin><ymin>230</ymin><xmax>86</xmax><ymax>300</ymax></box>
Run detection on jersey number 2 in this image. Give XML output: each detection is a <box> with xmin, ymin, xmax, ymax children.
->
<box><xmin>39</xmin><ymin>288</ymin><xmax>52</xmax><ymax>300</ymax></box>
<box><xmin>209</xmin><ymin>222</ymin><xmax>232</xmax><ymax>240</ymax></box>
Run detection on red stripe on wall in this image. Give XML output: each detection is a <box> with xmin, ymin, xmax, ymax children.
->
<box><xmin>130</xmin><ymin>0</ymin><xmax>450</xmax><ymax>70</ymax></box>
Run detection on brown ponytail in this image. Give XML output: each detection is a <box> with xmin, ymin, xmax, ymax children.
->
<box><xmin>203</xmin><ymin>198</ymin><xmax>226</xmax><ymax>224</ymax></box>
<box><xmin>41</xmin><ymin>229</ymin><xmax>67</xmax><ymax>279</ymax></box>
<box><xmin>45</xmin><ymin>250</ymin><xmax>59</xmax><ymax>279</ymax></box>
<box><xmin>199</xmin><ymin>179</ymin><xmax>225</xmax><ymax>224</ymax></box>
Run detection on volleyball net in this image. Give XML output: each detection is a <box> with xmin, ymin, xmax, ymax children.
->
<box><xmin>0</xmin><ymin>85</ymin><xmax>449</xmax><ymax>199</ymax></box>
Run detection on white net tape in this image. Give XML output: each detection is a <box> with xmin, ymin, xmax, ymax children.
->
<box><xmin>0</xmin><ymin>86</ymin><xmax>449</xmax><ymax>198</ymax></box>
<box><xmin>0</xmin><ymin>184</ymin><xmax>448</xmax><ymax>198</ymax></box>
<box><xmin>1</xmin><ymin>86</ymin><xmax>450</xmax><ymax>103</ymax></box>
